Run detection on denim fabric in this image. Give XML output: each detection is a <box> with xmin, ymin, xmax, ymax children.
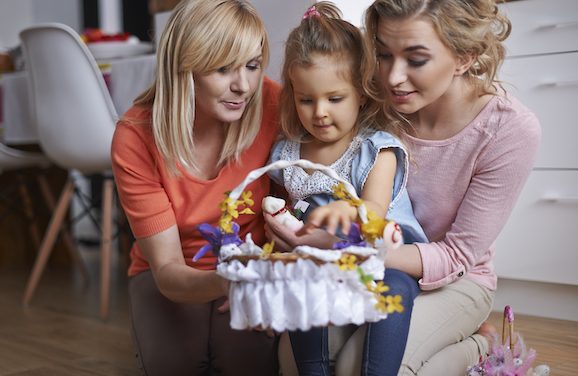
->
<box><xmin>289</xmin><ymin>269</ymin><xmax>420</xmax><ymax>376</ymax></box>
<box><xmin>289</xmin><ymin>327</ymin><xmax>331</xmax><ymax>376</ymax></box>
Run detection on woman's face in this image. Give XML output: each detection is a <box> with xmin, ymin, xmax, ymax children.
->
<box><xmin>375</xmin><ymin>16</ymin><xmax>463</xmax><ymax>115</ymax></box>
<box><xmin>194</xmin><ymin>44</ymin><xmax>263</xmax><ymax>125</ymax></box>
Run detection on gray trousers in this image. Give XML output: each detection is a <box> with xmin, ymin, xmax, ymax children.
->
<box><xmin>129</xmin><ymin>270</ymin><xmax>279</xmax><ymax>376</ymax></box>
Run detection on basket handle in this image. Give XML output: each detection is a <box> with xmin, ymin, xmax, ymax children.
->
<box><xmin>229</xmin><ymin>159</ymin><xmax>369</xmax><ymax>223</ymax></box>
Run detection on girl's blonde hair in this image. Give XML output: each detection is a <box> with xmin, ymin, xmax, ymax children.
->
<box><xmin>364</xmin><ymin>0</ymin><xmax>511</xmax><ymax>97</ymax></box>
<box><xmin>280</xmin><ymin>1</ymin><xmax>402</xmax><ymax>141</ymax></box>
<box><xmin>134</xmin><ymin>0</ymin><xmax>270</xmax><ymax>173</ymax></box>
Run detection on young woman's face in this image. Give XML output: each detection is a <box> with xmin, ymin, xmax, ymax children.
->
<box><xmin>291</xmin><ymin>54</ymin><xmax>363</xmax><ymax>147</ymax></box>
<box><xmin>375</xmin><ymin>16</ymin><xmax>463</xmax><ymax>115</ymax></box>
<box><xmin>194</xmin><ymin>44</ymin><xmax>263</xmax><ymax>125</ymax></box>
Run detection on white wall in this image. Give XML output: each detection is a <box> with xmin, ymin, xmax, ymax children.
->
<box><xmin>494</xmin><ymin>278</ymin><xmax>578</xmax><ymax>322</ymax></box>
<box><xmin>332</xmin><ymin>0</ymin><xmax>374</xmax><ymax>27</ymax></box>
<box><xmin>0</xmin><ymin>0</ymin><xmax>34</xmax><ymax>48</ymax></box>
<box><xmin>252</xmin><ymin>0</ymin><xmax>313</xmax><ymax>82</ymax></box>
<box><xmin>0</xmin><ymin>0</ymin><xmax>81</xmax><ymax>49</ymax></box>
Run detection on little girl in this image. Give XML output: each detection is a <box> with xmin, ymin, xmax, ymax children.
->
<box><xmin>267</xmin><ymin>2</ymin><xmax>427</xmax><ymax>375</ymax></box>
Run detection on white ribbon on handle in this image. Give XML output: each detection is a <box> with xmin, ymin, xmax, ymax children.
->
<box><xmin>228</xmin><ymin>159</ymin><xmax>369</xmax><ymax>223</ymax></box>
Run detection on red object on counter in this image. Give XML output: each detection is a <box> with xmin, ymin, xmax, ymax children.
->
<box><xmin>81</xmin><ymin>29</ymin><xmax>131</xmax><ymax>43</ymax></box>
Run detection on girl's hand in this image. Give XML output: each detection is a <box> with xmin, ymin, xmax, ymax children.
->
<box><xmin>264</xmin><ymin>213</ymin><xmax>338</xmax><ymax>251</ymax></box>
<box><xmin>299</xmin><ymin>200</ymin><xmax>357</xmax><ymax>236</ymax></box>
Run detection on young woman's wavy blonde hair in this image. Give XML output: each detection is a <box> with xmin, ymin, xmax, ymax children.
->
<box><xmin>134</xmin><ymin>0</ymin><xmax>269</xmax><ymax>173</ymax></box>
<box><xmin>364</xmin><ymin>0</ymin><xmax>511</xmax><ymax>97</ymax></box>
<box><xmin>280</xmin><ymin>1</ymin><xmax>402</xmax><ymax>141</ymax></box>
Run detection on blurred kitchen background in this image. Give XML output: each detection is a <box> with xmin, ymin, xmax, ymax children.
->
<box><xmin>0</xmin><ymin>0</ymin><xmax>576</xmax><ymax>374</ymax></box>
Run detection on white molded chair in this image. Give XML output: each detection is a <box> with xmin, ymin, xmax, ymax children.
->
<box><xmin>0</xmin><ymin>143</ymin><xmax>50</xmax><ymax>172</ymax></box>
<box><xmin>20</xmin><ymin>23</ymin><xmax>118</xmax><ymax>319</ymax></box>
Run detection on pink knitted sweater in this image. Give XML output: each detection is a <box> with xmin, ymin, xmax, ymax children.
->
<box><xmin>406</xmin><ymin>95</ymin><xmax>541</xmax><ymax>291</ymax></box>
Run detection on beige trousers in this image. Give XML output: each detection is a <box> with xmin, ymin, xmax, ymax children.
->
<box><xmin>279</xmin><ymin>278</ymin><xmax>494</xmax><ymax>376</ymax></box>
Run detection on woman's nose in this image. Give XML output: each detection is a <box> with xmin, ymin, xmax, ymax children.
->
<box><xmin>388</xmin><ymin>59</ymin><xmax>407</xmax><ymax>88</ymax></box>
<box><xmin>231</xmin><ymin>68</ymin><xmax>249</xmax><ymax>94</ymax></box>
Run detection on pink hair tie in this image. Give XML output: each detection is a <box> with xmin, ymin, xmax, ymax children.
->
<box><xmin>303</xmin><ymin>6</ymin><xmax>321</xmax><ymax>20</ymax></box>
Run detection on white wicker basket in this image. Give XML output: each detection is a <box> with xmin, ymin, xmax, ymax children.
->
<box><xmin>204</xmin><ymin>160</ymin><xmax>398</xmax><ymax>332</ymax></box>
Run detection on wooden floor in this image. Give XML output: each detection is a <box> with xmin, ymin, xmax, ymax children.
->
<box><xmin>486</xmin><ymin>311</ymin><xmax>578</xmax><ymax>376</ymax></box>
<box><xmin>0</xmin><ymin>247</ymin><xmax>138</xmax><ymax>376</ymax></box>
<box><xmin>0</xmin><ymin>246</ymin><xmax>577</xmax><ymax>376</ymax></box>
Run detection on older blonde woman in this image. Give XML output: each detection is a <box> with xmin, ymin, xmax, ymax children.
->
<box><xmin>111</xmin><ymin>1</ymin><xmax>280</xmax><ymax>374</ymax></box>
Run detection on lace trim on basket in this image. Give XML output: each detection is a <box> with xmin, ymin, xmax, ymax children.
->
<box><xmin>280</xmin><ymin>131</ymin><xmax>368</xmax><ymax>201</ymax></box>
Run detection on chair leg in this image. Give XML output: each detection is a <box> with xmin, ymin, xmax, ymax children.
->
<box><xmin>23</xmin><ymin>178</ymin><xmax>75</xmax><ymax>306</ymax></box>
<box><xmin>17</xmin><ymin>174</ymin><xmax>41</xmax><ymax>251</ymax></box>
<box><xmin>36</xmin><ymin>174</ymin><xmax>90</xmax><ymax>283</ymax></box>
<box><xmin>99</xmin><ymin>178</ymin><xmax>114</xmax><ymax>320</ymax></box>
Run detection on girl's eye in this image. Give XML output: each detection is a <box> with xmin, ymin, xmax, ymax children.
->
<box><xmin>408</xmin><ymin>59</ymin><xmax>428</xmax><ymax>67</ymax></box>
<box><xmin>217</xmin><ymin>66</ymin><xmax>229</xmax><ymax>73</ymax></box>
<box><xmin>329</xmin><ymin>97</ymin><xmax>343</xmax><ymax>103</ymax></box>
<box><xmin>299</xmin><ymin>98</ymin><xmax>313</xmax><ymax>104</ymax></box>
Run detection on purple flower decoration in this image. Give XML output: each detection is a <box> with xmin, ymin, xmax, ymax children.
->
<box><xmin>193</xmin><ymin>222</ymin><xmax>242</xmax><ymax>262</ymax></box>
<box><xmin>333</xmin><ymin>223</ymin><xmax>367</xmax><ymax>249</ymax></box>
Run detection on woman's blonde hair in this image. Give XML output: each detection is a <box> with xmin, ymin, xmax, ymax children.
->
<box><xmin>280</xmin><ymin>1</ymin><xmax>402</xmax><ymax>140</ymax></box>
<box><xmin>364</xmin><ymin>0</ymin><xmax>511</xmax><ymax>97</ymax></box>
<box><xmin>134</xmin><ymin>0</ymin><xmax>270</xmax><ymax>173</ymax></box>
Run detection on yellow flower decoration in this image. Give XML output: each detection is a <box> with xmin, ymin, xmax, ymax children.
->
<box><xmin>366</xmin><ymin>280</ymin><xmax>390</xmax><ymax>294</ymax></box>
<box><xmin>220</xmin><ymin>197</ymin><xmax>239</xmax><ymax>219</ymax></box>
<box><xmin>217</xmin><ymin>191</ymin><xmax>256</xmax><ymax>233</ymax></box>
<box><xmin>332</xmin><ymin>184</ymin><xmax>389</xmax><ymax>245</ymax></box>
<box><xmin>375</xmin><ymin>294</ymin><xmax>404</xmax><ymax>314</ymax></box>
<box><xmin>261</xmin><ymin>241</ymin><xmax>275</xmax><ymax>258</ymax></box>
<box><xmin>337</xmin><ymin>254</ymin><xmax>358</xmax><ymax>271</ymax></box>
<box><xmin>218</xmin><ymin>215</ymin><xmax>234</xmax><ymax>233</ymax></box>
<box><xmin>241</xmin><ymin>191</ymin><xmax>254</xmax><ymax>207</ymax></box>
<box><xmin>360</xmin><ymin>210</ymin><xmax>387</xmax><ymax>244</ymax></box>
<box><xmin>332</xmin><ymin>183</ymin><xmax>363</xmax><ymax>208</ymax></box>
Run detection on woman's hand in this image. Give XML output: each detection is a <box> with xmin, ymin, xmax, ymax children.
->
<box><xmin>139</xmin><ymin>225</ymin><xmax>230</xmax><ymax>303</ymax></box>
<box><xmin>264</xmin><ymin>213</ymin><xmax>338</xmax><ymax>251</ymax></box>
<box><xmin>216</xmin><ymin>276</ymin><xmax>230</xmax><ymax>313</ymax></box>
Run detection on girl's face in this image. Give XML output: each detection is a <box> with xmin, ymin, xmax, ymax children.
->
<box><xmin>194</xmin><ymin>44</ymin><xmax>263</xmax><ymax>126</ymax></box>
<box><xmin>375</xmin><ymin>16</ymin><xmax>464</xmax><ymax>115</ymax></box>
<box><xmin>291</xmin><ymin>54</ymin><xmax>363</xmax><ymax>147</ymax></box>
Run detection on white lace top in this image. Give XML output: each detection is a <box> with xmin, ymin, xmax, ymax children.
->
<box><xmin>279</xmin><ymin>130</ymin><xmax>370</xmax><ymax>201</ymax></box>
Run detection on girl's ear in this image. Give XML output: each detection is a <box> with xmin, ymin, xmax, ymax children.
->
<box><xmin>455</xmin><ymin>53</ymin><xmax>476</xmax><ymax>76</ymax></box>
